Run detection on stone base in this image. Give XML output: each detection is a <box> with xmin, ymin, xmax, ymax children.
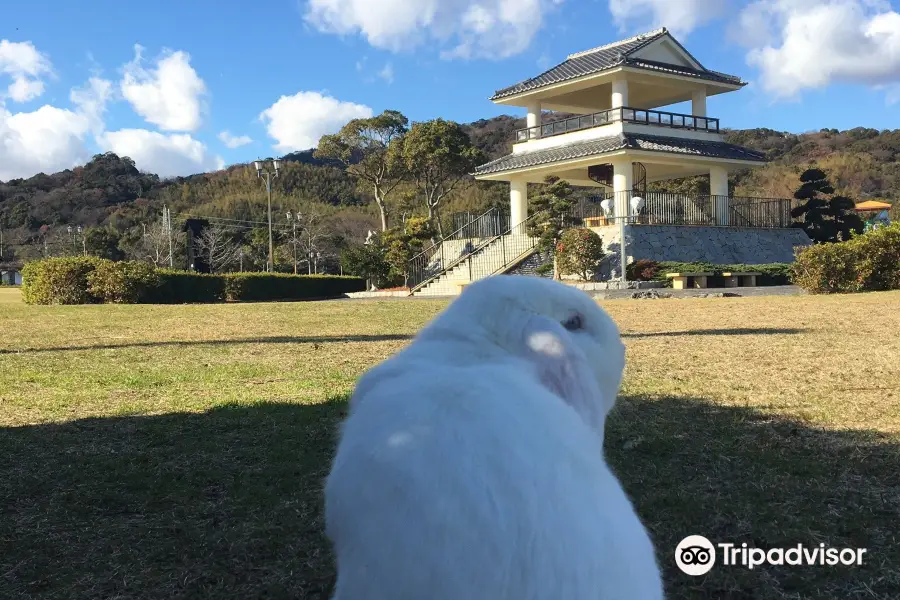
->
<box><xmin>587</xmin><ymin>225</ymin><xmax>812</xmax><ymax>265</ymax></box>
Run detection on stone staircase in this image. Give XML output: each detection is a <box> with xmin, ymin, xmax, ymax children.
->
<box><xmin>412</xmin><ymin>231</ymin><xmax>538</xmax><ymax>296</ymax></box>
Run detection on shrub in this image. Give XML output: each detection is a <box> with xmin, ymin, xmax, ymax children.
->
<box><xmin>151</xmin><ymin>270</ymin><xmax>226</xmax><ymax>304</ymax></box>
<box><xmin>556</xmin><ymin>228</ymin><xmax>606</xmax><ymax>281</ymax></box>
<box><xmin>793</xmin><ymin>222</ymin><xmax>900</xmax><ymax>294</ymax></box>
<box><xmin>223</xmin><ymin>273</ymin><xmax>365</xmax><ymax>302</ymax></box>
<box><xmin>626</xmin><ymin>259</ymin><xmax>661</xmax><ymax>281</ymax></box>
<box><xmin>21</xmin><ymin>256</ymin><xmax>107</xmax><ymax>305</ymax></box>
<box><xmin>854</xmin><ymin>223</ymin><xmax>900</xmax><ymax>291</ymax></box>
<box><xmin>88</xmin><ymin>261</ymin><xmax>161</xmax><ymax>303</ymax></box>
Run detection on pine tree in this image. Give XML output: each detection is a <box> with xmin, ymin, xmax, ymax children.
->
<box><xmin>790</xmin><ymin>168</ymin><xmax>864</xmax><ymax>243</ymax></box>
<box><xmin>526</xmin><ymin>176</ymin><xmax>577</xmax><ymax>279</ymax></box>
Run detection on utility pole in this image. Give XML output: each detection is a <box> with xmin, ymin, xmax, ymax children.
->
<box><xmin>255</xmin><ymin>159</ymin><xmax>281</xmax><ymax>272</ymax></box>
<box><xmin>286</xmin><ymin>211</ymin><xmax>300</xmax><ymax>275</ymax></box>
<box><xmin>163</xmin><ymin>206</ymin><xmax>174</xmax><ymax>267</ymax></box>
<box><xmin>80</xmin><ymin>227</ymin><xmax>86</xmax><ymax>256</ymax></box>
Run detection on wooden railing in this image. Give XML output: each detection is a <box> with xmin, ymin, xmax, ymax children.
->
<box><xmin>516</xmin><ymin>106</ymin><xmax>720</xmax><ymax>141</ymax></box>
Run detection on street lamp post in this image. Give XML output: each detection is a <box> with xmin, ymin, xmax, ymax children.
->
<box><xmin>255</xmin><ymin>159</ymin><xmax>281</xmax><ymax>272</ymax></box>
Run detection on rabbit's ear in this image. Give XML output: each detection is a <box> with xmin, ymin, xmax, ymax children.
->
<box><xmin>518</xmin><ymin>314</ymin><xmax>601</xmax><ymax>415</ymax></box>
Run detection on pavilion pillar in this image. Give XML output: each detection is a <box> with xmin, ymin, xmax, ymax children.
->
<box><xmin>611</xmin><ymin>158</ymin><xmax>633</xmax><ymax>220</ymax></box>
<box><xmin>510</xmin><ymin>179</ymin><xmax>528</xmax><ymax>234</ymax></box>
<box><xmin>710</xmin><ymin>165</ymin><xmax>729</xmax><ymax>226</ymax></box>
<box><xmin>611</xmin><ymin>79</ymin><xmax>629</xmax><ymax>109</ymax></box>
<box><xmin>692</xmin><ymin>89</ymin><xmax>707</xmax><ymax>117</ymax></box>
<box><xmin>526</xmin><ymin>102</ymin><xmax>542</xmax><ymax>139</ymax></box>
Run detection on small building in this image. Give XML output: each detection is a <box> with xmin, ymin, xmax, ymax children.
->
<box><xmin>410</xmin><ymin>28</ymin><xmax>811</xmax><ymax>296</ymax></box>
<box><xmin>1</xmin><ymin>268</ymin><xmax>22</xmax><ymax>286</ymax></box>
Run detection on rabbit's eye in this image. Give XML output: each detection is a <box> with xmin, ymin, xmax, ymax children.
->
<box><xmin>562</xmin><ymin>313</ymin><xmax>583</xmax><ymax>331</ymax></box>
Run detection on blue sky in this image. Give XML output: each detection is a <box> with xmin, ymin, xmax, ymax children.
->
<box><xmin>2</xmin><ymin>0</ymin><xmax>900</xmax><ymax>180</ymax></box>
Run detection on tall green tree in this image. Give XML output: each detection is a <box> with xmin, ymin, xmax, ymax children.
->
<box><xmin>790</xmin><ymin>168</ymin><xmax>864</xmax><ymax>243</ymax></box>
<box><xmin>527</xmin><ymin>176</ymin><xmax>577</xmax><ymax>280</ymax></box>
<box><xmin>340</xmin><ymin>240</ymin><xmax>391</xmax><ymax>290</ymax></box>
<box><xmin>381</xmin><ymin>216</ymin><xmax>435</xmax><ymax>288</ymax></box>
<box><xmin>316</xmin><ymin>110</ymin><xmax>408</xmax><ymax>232</ymax></box>
<box><xmin>392</xmin><ymin>119</ymin><xmax>482</xmax><ymax>237</ymax></box>
<box><xmin>84</xmin><ymin>227</ymin><xmax>125</xmax><ymax>261</ymax></box>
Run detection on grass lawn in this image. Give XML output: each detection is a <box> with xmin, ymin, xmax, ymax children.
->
<box><xmin>1</xmin><ymin>290</ymin><xmax>899</xmax><ymax>599</ymax></box>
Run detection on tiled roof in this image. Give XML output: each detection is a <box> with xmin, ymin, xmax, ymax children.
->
<box><xmin>491</xmin><ymin>28</ymin><xmax>744</xmax><ymax>101</ymax></box>
<box><xmin>473</xmin><ymin>134</ymin><xmax>767</xmax><ymax>176</ymax></box>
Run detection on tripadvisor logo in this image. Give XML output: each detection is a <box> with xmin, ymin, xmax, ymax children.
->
<box><xmin>675</xmin><ymin>535</ymin><xmax>867</xmax><ymax>575</ymax></box>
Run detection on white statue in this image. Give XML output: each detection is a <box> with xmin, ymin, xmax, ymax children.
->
<box><xmin>599</xmin><ymin>198</ymin><xmax>613</xmax><ymax>217</ymax></box>
<box><xmin>364</xmin><ymin>230</ymin><xmax>375</xmax><ymax>245</ymax></box>
<box><xmin>630</xmin><ymin>196</ymin><xmax>645</xmax><ymax>217</ymax></box>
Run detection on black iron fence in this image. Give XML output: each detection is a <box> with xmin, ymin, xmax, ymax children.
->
<box><xmin>516</xmin><ymin>106</ymin><xmax>720</xmax><ymax>141</ymax></box>
<box><xmin>570</xmin><ymin>191</ymin><xmax>799</xmax><ymax>228</ymax></box>
<box><xmin>448</xmin><ymin>211</ymin><xmax>510</xmax><ymax>240</ymax></box>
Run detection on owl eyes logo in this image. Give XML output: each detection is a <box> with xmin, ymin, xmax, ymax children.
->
<box><xmin>675</xmin><ymin>535</ymin><xmax>716</xmax><ymax>576</ymax></box>
<box><xmin>680</xmin><ymin>546</ymin><xmax>712</xmax><ymax>566</ymax></box>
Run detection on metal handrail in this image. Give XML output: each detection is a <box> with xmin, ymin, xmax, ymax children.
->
<box><xmin>515</xmin><ymin>106</ymin><xmax>720</xmax><ymax>141</ymax></box>
<box><xmin>410</xmin><ymin>216</ymin><xmax>540</xmax><ymax>294</ymax></box>
<box><xmin>407</xmin><ymin>208</ymin><xmax>505</xmax><ymax>290</ymax></box>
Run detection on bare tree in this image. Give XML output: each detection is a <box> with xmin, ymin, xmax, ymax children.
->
<box><xmin>130</xmin><ymin>215</ymin><xmax>184</xmax><ymax>266</ymax></box>
<box><xmin>194</xmin><ymin>225</ymin><xmax>240</xmax><ymax>273</ymax></box>
<box><xmin>282</xmin><ymin>206</ymin><xmax>335</xmax><ymax>274</ymax></box>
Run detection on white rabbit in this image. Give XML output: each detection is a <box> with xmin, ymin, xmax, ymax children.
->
<box><xmin>325</xmin><ymin>275</ymin><xmax>664</xmax><ymax>600</ymax></box>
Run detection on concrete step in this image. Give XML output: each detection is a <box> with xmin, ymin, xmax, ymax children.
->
<box><xmin>412</xmin><ymin>234</ymin><xmax>539</xmax><ymax>296</ymax></box>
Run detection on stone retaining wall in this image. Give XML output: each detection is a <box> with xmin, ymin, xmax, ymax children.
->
<box><xmin>588</xmin><ymin>225</ymin><xmax>811</xmax><ymax>264</ymax></box>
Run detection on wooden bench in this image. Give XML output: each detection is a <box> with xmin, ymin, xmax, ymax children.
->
<box><xmin>666</xmin><ymin>272</ymin><xmax>713</xmax><ymax>290</ymax></box>
<box><xmin>721</xmin><ymin>272</ymin><xmax>762</xmax><ymax>288</ymax></box>
<box><xmin>583</xmin><ymin>216</ymin><xmax>609</xmax><ymax>227</ymax></box>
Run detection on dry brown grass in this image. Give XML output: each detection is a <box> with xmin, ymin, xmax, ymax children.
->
<box><xmin>1</xmin><ymin>291</ymin><xmax>898</xmax><ymax>598</ymax></box>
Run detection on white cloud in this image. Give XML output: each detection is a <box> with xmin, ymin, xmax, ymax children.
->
<box><xmin>70</xmin><ymin>77</ymin><xmax>113</xmax><ymax>134</ymax></box>
<box><xmin>218</xmin><ymin>130</ymin><xmax>253</xmax><ymax>148</ymax></box>
<box><xmin>378</xmin><ymin>62</ymin><xmax>395</xmax><ymax>83</ymax></box>
<box><xmin>0</xmin><ymin>39</ymin><xmax>53</xmax><ymax>102</ymax></box>
<box><xmin>0</xmin><ymin>104</ymin><xmax>91</xmax><ymax>181</ymax></box>
<box><xmin>607</xmin><ymin>0</ymin><xmax>725</xmax><ymax>38</ymax></box>
<box><xmin>120</xmin><ymin>45</ymin><xmax>207</xmax><ymax>132</ymax></box>
<box><xmin>99</xmin><ymin>129</ymin><xmax>224</xmax><ymax>178</ymax></box>
<box><xmin>304</xmin><ymin>0</ymin><xmax>562</xmax><ymax>60</ymax></box>
<box><xmin>735</xmin><ymin>0</ymin><xmax>900</xmax><ymax>102</ymax></box>
<box><xmin>259</xmin><ymin>91</ymin><xmax>373</xmax><ymax>152</ymax></box>
<box><xmin>0</xmin><ymin>75</ymin><xmax>112</xmax><ymax>181</ymax></box>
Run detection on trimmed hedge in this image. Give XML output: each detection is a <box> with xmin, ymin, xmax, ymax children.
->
<box><xmin>88</xmin><ymin>261</ymin><xmax>160</xmax><ymax>303</ymax></box>
<box><xmin>223</xmin><ymin>273</ymin><xmax>366</xmax><ymax>301</ymax></box>
<box><xmin>22</xmin><ymin>256</ymin><xmax>105</xmax><ymax>305</ymax></box>
<box><xmin>626</xmin><ymin>260</ymin><xmax>794</xmax><ymax>287</ymax></box>
<box><xmin>151</xmin><ymin>270</ymin><xmax>226</xmax><ymax>304</ymax></box>
<box><xmin>792</xmin><ymin>223</ymin><xmax>900</xmax><ymax>294</ymax></box>
<box><xmin>21</xmin><ymin>258</ymin><xmax>365</xmax><ymax>305</ymax></box>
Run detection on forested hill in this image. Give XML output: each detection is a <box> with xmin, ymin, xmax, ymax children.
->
<box><xmin>1</xmin><ymin>117</ymin><xmax>898</xmax><ymax>263</ymax></box>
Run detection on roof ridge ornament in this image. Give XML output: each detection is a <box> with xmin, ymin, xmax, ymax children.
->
<box><xmin>566</xmin><ymin>27</ymin><xmax>667</xmax><ymax>60</ymax></box>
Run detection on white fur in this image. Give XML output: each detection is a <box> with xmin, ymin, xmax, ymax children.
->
<box><xmin>325</xmin><ymin>275</ymin><xmax>664</xmax><ymax>600</ymax></box>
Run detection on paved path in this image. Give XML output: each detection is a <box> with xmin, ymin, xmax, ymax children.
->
<box><xmin>340</xmin><ymin>285</ymin><xmax>804</xmax><ymax>301</ymax></box>
<box><xmin>593</xmin><ymin>285</ymin><xmax>804</xmax><ymax>300</ymax></box>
